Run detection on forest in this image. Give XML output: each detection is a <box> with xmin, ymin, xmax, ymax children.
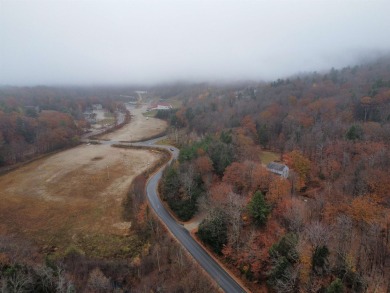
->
<box><xmin>0</xmin><ymin>86</ymin><xmax>129</xmax><ymax>166</ymax></box>
<box><xmin>158</xmin><ymin>56</ymin><xmax>390</xmax><ymax>292</ymax></box>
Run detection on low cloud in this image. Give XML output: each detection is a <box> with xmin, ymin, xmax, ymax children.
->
<box><xmin>1</xmin><ymin>0</ymin><xmax>390</xmax><ymax>85</ymax></box>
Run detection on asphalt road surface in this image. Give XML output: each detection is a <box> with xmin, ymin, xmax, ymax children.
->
<box><xmin>88</xmin><ymin>137</ymin><xmax>246</xmax><ymax>292</ymax></box>
<box><xmin>140</xmin><ymin>139</ymin><xmax>246</xmax><ymax>293</ymax></box>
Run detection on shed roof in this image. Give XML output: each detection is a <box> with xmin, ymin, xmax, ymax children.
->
<box><xmin>267</xmin><ymin>162</ymin><xmax>288</xmax><ymax>172</ymax></box>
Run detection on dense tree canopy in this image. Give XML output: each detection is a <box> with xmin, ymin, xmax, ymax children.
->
<box><xmin>0</xmin><ymin>86</ymin><xmax>127</xmax><ymax>166</ymax></box>
<box><xmin>159</xmin><ymin>57</ymin><xmax>390</xmax><ymax>292</ymax></box>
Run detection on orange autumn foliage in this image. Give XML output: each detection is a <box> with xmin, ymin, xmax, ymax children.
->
<box><xmin>267</xmin><ymin>177</ymin><xmax>291</xmax><ymax>204</ymax></box>
<box><xmin>195</xmin><ymin>155</ymin><xmax>213</xmax><ymax>174</ymax></box>
<box><xmin>283</xmin><ymin>150</ymin><xmax>311</xmax><ymax>190</ymax></box>
<box><xmin>299</xmin><ymin>242</ymin><xmax>313</xmax><ymax>286</ymax></box>
<box><xmin>209</xmin><ymin>182</ymin><xmax>233</xmax><ymax>203</ymax></box>
<box><xmin>223</xmin><ymin>161</ymin><xmax>269</xmax><ymax>194</ymax></box>
<box><xmin>241</xmin><ymin>115</ymin><xmax>257</xmax><ymax>139</ymax></box>
<box><xmin>348</xmin><ymin>195</ymin><xmax>383</xmax><ymax>225</ymax></box>
<box><xmin>136</xmin><ymin>202</ymin><xmax>148</xmax><ymax>225</ymax></box>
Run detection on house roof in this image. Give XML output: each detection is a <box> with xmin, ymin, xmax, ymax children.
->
<box><xmin>148</xmin><ymin>102</ymin><xmax>172</xmax><ymax>109</ymax></box>
<box><xmin>155</xmin><ymin>102</ymin><xmax>171</xmax><ymax>107</ymax></box>
<box><xmin>267</xmin><ymin>162</ymin><xmax>288</xmax><ymax>172</ymax></box>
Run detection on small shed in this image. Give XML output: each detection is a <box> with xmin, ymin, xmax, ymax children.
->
<box><xmin>267</xmin><ymin>162</ymin><xmax>289</xmax><ymax>178</ymax></box>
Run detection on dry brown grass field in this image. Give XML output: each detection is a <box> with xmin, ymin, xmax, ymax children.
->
<box><xmin>0</xmin><ymin>106</ymin><xmax>168</xmax><ymax>258</ymax></box>
<box><xmin>99</xmin><ymin>105</ymin><xmax>168</xmax><ymax>141</ymax></box>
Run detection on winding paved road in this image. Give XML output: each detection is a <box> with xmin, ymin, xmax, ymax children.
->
<box><xmin>90</xmin><ymin>137</ymin><xmax>246</xmax><ymax>292</ymax></box>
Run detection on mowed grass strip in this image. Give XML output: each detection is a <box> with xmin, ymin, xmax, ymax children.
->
<box><xmin>260</xmin><ymin>150</ymin><xmax>280</xmax><ymax>165</ymax></box>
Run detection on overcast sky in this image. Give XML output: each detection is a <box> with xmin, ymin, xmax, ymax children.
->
<box><xmin>1</xmin><ymin>0</ymin><xmax>389</xmax><ymax>86</ymax></box>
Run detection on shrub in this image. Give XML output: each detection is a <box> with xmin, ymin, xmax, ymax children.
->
<box><xmin>327</xmin><ymin>278</ymin><xmax>344</xmax><ymax>293</ymax></box>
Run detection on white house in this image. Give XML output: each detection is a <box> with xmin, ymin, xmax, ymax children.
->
<box><xmin>92</xmin><ymin>104</ymin><xmax>103</xmax><ymax>110</ymax></box>
<box><xmin>267</xmin><ymin>162</ymin><xmax>289</xmax><ymax>178</ymax></box>
<box><xmin>156</xmin><ymin>103</ymin><xmax>172</xmax><ymax>110</ymax></box>
<box><xmin>147</xmin><ymin>102</ymin><xmax>173</xmax><ymax>111</ymax></box>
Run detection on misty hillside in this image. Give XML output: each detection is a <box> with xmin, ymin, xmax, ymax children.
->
<box><xmin>157</xmin><ymin>57</ymin><xmax>390</xmax><ymax>292</ymax></box>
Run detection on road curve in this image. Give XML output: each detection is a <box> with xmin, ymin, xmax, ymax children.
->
<box><xmin>137</xmin><ymin>139</ymin><xmax>246</xmax><ymax>293</ymax></box>
<box><xmin>88</xmin><ymin>137</ymin><xmax>246</xmax><ymax>292</ymax></box>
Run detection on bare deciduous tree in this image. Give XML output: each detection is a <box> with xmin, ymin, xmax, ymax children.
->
<box><xmin>180</xmin><ymin>163</ymin><xmax>195</xmax><ymax>200</ymax></box>
<box><xmin>305</xmin><ymin>221</ymin><xmax>330</xmax><ymax>249</ymax></box>
<box><xmin>224</xmin><ymin>191</ymin><xmax>245</xmax><ymax>248</ymax></box>
<box><xmin>86</xmin><ymin>267</ymin><xmax>111</xmax><ymax>293</ymax></box>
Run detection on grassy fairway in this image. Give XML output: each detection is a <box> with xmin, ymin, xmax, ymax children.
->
<box><xmin>260</xmin><ymin>150</ymin><xmax>280</xmax><ymax>165</ymax></box>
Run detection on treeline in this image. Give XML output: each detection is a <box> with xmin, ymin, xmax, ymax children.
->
<box><xmin>0</xmin><ymin>221</ymin><xmax>216</xmax><ymax>292</ymax></box>
<box><xmin>0</xmin><ymin>86</ymin><xmax>130</xmax><ymax>166</ymax></box>
<box><xmin>0</xmin><ymin>108</ymin><xmax>81</xmax><ymax>165</ymax></box>
<box><xmin>159</xmin><ymin>57</ymin><xmax>390</xmax><ymax>292</ymax></box>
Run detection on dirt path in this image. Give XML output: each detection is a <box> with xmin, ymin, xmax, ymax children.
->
<box><xmin>183</xmin><ymin>211</ymin><xmax>207</xmax><ymax>232</ymax></box>
<box><xmin>100</xmin><ymin>105</ymin><xmax>167</xmax><ymax>142</ymax></box>
<box><xmin>0</xmin><ymin>105</ymin><xmax>168</xmax><ymax>257</ymax></box>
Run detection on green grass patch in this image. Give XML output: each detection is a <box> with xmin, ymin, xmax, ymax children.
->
<box><xmin>77</xmin><ymin>233</ymin><xmax>144</xmax><ymax>258</ymax></box>
<box><xmin>166</xmin><ymin>99</ymin><xmax>182</xmax><ymax>108</ymax></box>
<box><xmin>91</xmin><ymin>156</ymin><xmax>104</xmax><ymax>161</ymax></box>
<box><xmin>104</xmin><ymin>112</ymin><xmax>114</xmax><ymax>118</ymax></box>
<box><xmin>89</xmin><ymin>140</ymin><xmax>101</xmax><ymax>145</ymax></box>
<box><xmin>97</xmin><ymin>118</ymin><xmax>115</xmax><ymax>126</ymax></box>
<box><xmin>260</xmin><ymin>150</ymin><xmax>280</xmax><ymax>165</ymax></box>
<box><xmin>142</xmin><ymin>110</ymin><xmax>157</xmax><ymax>117</ymax></box>
<box><xmin>155</xmin><ymin>137</ymin><xmax>174</xmax><ymax>146</ymax></box>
